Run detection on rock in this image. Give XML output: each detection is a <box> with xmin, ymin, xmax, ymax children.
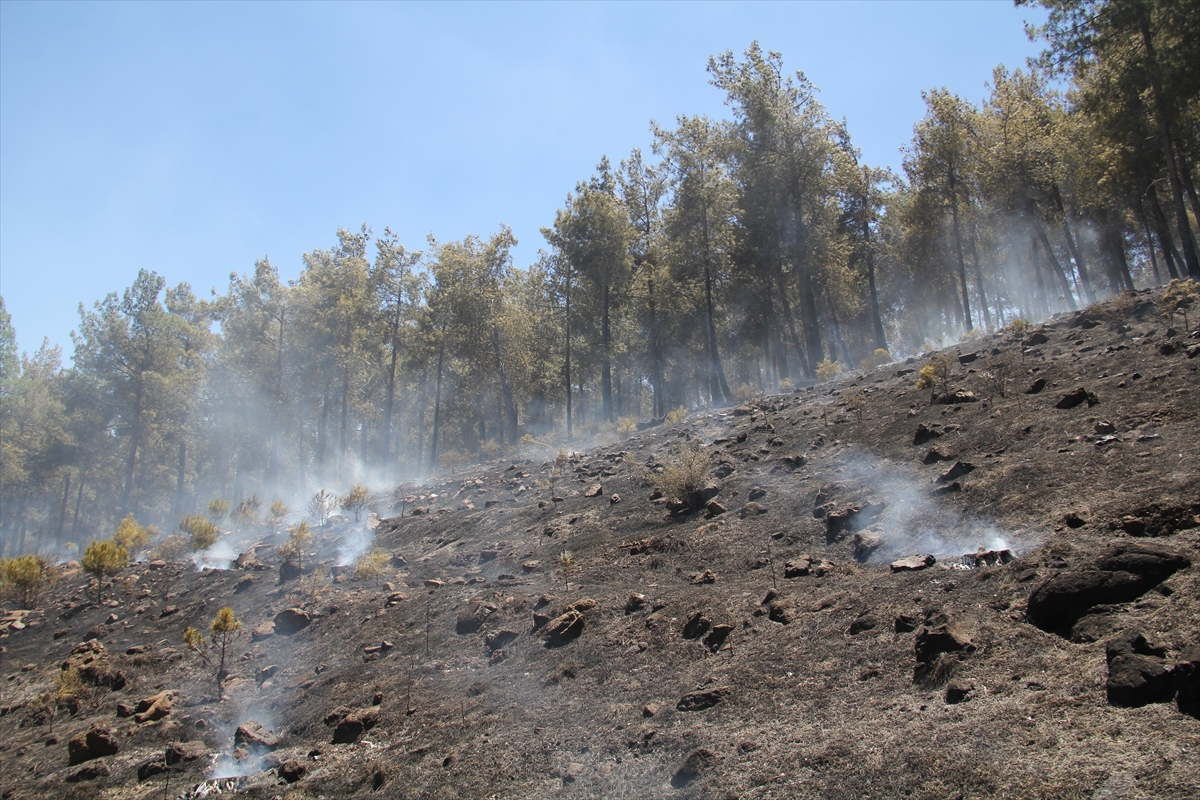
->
<box><xmin>691</xmin><ymin>568</ymin><xmax>717</xmax><ymax>584</ymax></box>
<box><xmin>738</xmin><ymin>502</ymin><xmax>768</xmax><ymax>518</ymax></box>
<box><xmin>1116</xmin><ymin>503</ymin><xmax>1200</xmax><ymax>537</ymax></box>
<box><xmin>565</xmin><ymin>598</ymin><xmax>597</xmax><ymax>613</ymax></box>
<box><xmin>1027</xmin><ymin>543</ymin><xmax>1191</xmax><ymax>633</ymax></box>
<box><xmin>1024</xmin><ymin>378</ymin><xmax>1047</xmax><ymax>394</ymax></box>
<box><xmin>733</xmin><ymin>405</ymin><xmax>753</xmax><ymax>416</ymax></box>
<box><xmin>784</xmin><ymin>555</ymin><xmax>835</xmax><ymax>577</ymax></box>
<box><xmin>847</xmin><ymin>615</ymin><xmax>877</xmax><ymax>635</ymax></box>
<box><xmin>1094</xmin><ymin>420</ymin><xmax>1116</xmax><ymax>435</ymax></box>
<box><xmin>704</xmin><ymin>624</ymin><xmax>734</xmax><ymax>652</ymax></box>
<box><xmin>541</xmin><ymin>610</ymin><xmax>584</xmax><ymax>645</ymax></box>
<box><xmin>958</xmin><ymin>352</ymin><xmax>978</xmax><ymax>364</ymax></box>
<box><xmin>235</xmin><ymin>552</ymin><xmax>261</xmax><ymax>570</ymax></box>
<box><xmin>705</xmin><ymin>500</ymin><xmax>727</xmax><ymax>516</ymax></box>
<box><xmin>1024</xmin><ymin>331</ymin><xmax>1050</xmax><ymax>346</ymax></box>
<box><xmin>62</xmin><ymin>640</ymin><xmax>125</xmax><ymax>690</ymax></box>
<box><xmin>332</xmin><ymin>706</ymin><xmax>380</xmax><ymax>743</ymax></box>
<box><xmin>671</xmin><ymin>748</ymin><xmax>720</xmax><ymax>788</ymax></box>
<box><xmin>165</xmin><ymin>740</ymin><xmax>207</xmax><ymax>765</ymax></box>
<box><xmin>767</xmin><ymin>598</ymin><xmax>797</xmax><ymax>625</ymax></box>
<box><xmin>609</xmin><ymin>493</ymin><xmax>621</xmax><ymax>505</ymax></box>
<box><xmin>84</xmin><ymin>624</ymin><xmax>108</xmax><ymax>641</ymax></box>
<box><xmin>424</xmin><ymin>578</ymin><xmax>445</xmax><ymax>588</ymax></box>
<box><xmin>914</xmin><ymin>619</ymin><xmax>975</xmax><ymax>665</ymax></box>
<box><xmin>1175</xmin><ymin>644</ymin><xmax>1200</xmax><ymax>717</ymax></box>
<box><xmin>235</xmin><ymin>575</ymin><xmax>255</xmax><ymax>592</ymax></box>
<box><xmin>137</xmin><ymin>759</ymin><xmax>167</xmax><ymax>781</ymax></box>
<box><xmin>251</xmin><ymin>621</ymin><xmax>276</xmax><ymax>641</ymax></box>
<box><xmin>273</xmin><ymin>608</ymin><xmax>311</xmax><ymax>635</ymax></box>
<box><xmin>624</xmin><ymin>593</ymin><xmax>647</xmax><ymax>613</ymax></box>
<box><xmin>913</xmin><ymin>423</ymin><xmax>943</xmax><ymax>445</ymax></box>
<box><xmin>676</xmin><ymin>687</ymin><xmax>731</xmax><ymax>712</ymax></box>
<box><xmin>748</xmin><ymin>486</ymin><xmax>767</xmax><ymax>501</ymax></box>
<box><xmin>1055</xmin><ymin>387</ymin><xmax>1099</xmax><ymax>409</ymax></box>
<box><xmin>279</xmin><ymin>561</ymin><xmax>302</xmax><ymax>582</ymax></box>
<box><xmin>484</xmin><ymin>629</ymin><xmax>519</xmax><ymax>651</ymax></box>
<box><xmin>894</xmin><ymin>613</ymin><xmax>919</xmax><ymax>633</ymax></box>
<box><xmin>132</xmin><ymin>690</ymin><xmax>176</xmax><ymax>723</ymax></box>
<box><xmin>697</xmin><ymin>481</ymin><xmax>721</xmax><ymax>503</ymax></box>
<box><xmin>68</xmin><ymin>726</ymin><xmax>120</xmax><ymax>764</ymax></box>
<box><xmin>521</xmin><ymin>560</ymin><xmax>541</xmax><ymax>572</ymax></box>
<box><xmin>890</xmin><ymin>554</ymin><xmax>936</xmax><ymax>572</ymax></box>
<box><xmin>1063</xmin><ymin>512</ymin><xmax>1087</xmax><ymax>528</ymax></box>
<box><xmin>932</xmin><ymin>390</ymin><xmax>979</xmax><ymax>405</ymax></box>
<box><xmin>66</xmin><ymin>759</ymin><xmax>111</xmax><ymax>782</ymax></box>
<box><xmin>851</xmin><ymin>531</ymin><xmax>883</xmax><ymax>562</ymax></box>
<box><xmin>945</xmin><ymin>681</ymin><xmax>974</xmax><ymax>704</ymax></box>
<box><xmin>682</xmin><ymin>612</ymin><xmax>711</xmax><ymax>640</ymax></box>
<box><xmin>234</xmin><ymin>720</ymin><xmax>280</xmax><ymax>750</ymax></box>
<box><xmin>937</xmin><ymin>461</ymin><xmax>975</xmax><ymax>483</ymax></box>
<box><xmin>583</xmin><ymin>483</ymin><xmax>603</xmax><ymax>498</ymax></box>
<box><xmin>642</xmin><ymin>703</ymin><xmax>659</xmax><ymax>718</ymax></box>
<box><xmin>1106</xmin><ymin>632</ymin><xmax>1174</xmax><ymax>707</ymax></box>
<box><xmin>279</xmin><ymin>760</ymin><xmax>308</xmax><ymax>783</ymax></box>
<box><xmin>922</xmin><ymin>446</ymin><xmax>953</xmax><ymax>464</ymax></box>
<box><xmin>825</xmin><ymin>501</ymin><xmax>886</xmax><ymax>542</ymax></box>
<box><xmin>960</xmin><ymin>549</ymin><xmax>1014</xmax><ymax>568</ymax></box>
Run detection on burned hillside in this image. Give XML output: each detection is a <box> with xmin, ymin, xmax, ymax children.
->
<box><xmin>1</xmin><ymin>290</ymin><xmax>1198</xmax><ymax>800</ymax></box>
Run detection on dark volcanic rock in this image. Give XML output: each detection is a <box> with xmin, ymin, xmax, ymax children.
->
<box><xmin>1027</xmin><ymin>543</ymin><xmax>1191</xmax><ymax>634</ymax></box>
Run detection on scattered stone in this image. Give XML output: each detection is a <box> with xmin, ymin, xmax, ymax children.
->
<box><xmin>234</xmin><ymin>720</ymin><xmax>280</xmax><ymax>751</ymax></box>
<box><xmin>960</xmin><ymin>549</ymin><xmax>1014</xmax><ymax>568</ymax></box>
<box><xmin>165</xmin><ymin>740</ymin><xmax>207</xmax><ymax>765</ymax></box>
<box><xmin>682</xmin><ymin>612</ymin><xmax>711</xmax><ymax>640</ymax></box>
<box><xmin>945</xmin><ymin>681</ymin><xmax>974</xmax><ymax>704</ymax></box>
<box><xmin>691</xmin><ymin>568</ymin><xmax>717</xmax><ymax>584</ymax></box>
<box><xmin>1024</xmin><ymin>378</ymin><xmax>1047</xmax><ymax>394</ymax></box>
<box><xmin>937</xmin><ymin>461</ymin><xmax>975</xmax><ymax>483</ymax></box>
<box><xmin>66</xmin><ymin>759</ymin><xmax>111</xmax><ymax>782</ymax></box>
<box><xmin>890</xmin><ymin>554</ymin><xmax>936</xmax><ymax>572</ymax></box>
<box><xmin>583</xmin><ymin>483</ymin><xmax>603</xmax><ymax>498</ymax></box>
<box><xmin>424</xmin><ymin>578</ymin><xmax>445</xmax><ymax>588</ymax></box>
<box><xmin>609</xmin><ymin>493</ymin><xmax>621</xmax><ymax>505</ymax></box>
<box><xmin>1106</xmin><ymin>631</ymin><xmax>1174</xmax><ymax>707</ymax></box>
<box><xmin>1174</xmin><ymin>644</ymin><xmax>1200</xmax><ymax>717</ymax></box>
<box><xmin>68</xmin><ymin>726</ymin><xmax>120</xmax><ymax>764</ymax></box>
<box><xmin>671</xmin><ymin>748</ymin><xmax>720</xmax><ymax>788</ymax></box>
<box><xmin>738</xmin><ymin>502</ymin><xmax>768</xmax><ymax>518</ymax></box>
<box><xmin>279</xmin><ymin>760</ymin><xmax>308</xmax><ymax>783</ymax></box>
<box><xmin>1027</xmin><ymin>542</ymin><xmax>1191</xmax><ymax>633</ymax></box>
<box><xmin>330</xmin><ymin>706</ymin><xmax>380</xmax><ymax>744</ymax></box>
<box><xmin>851</xmin><ymin>530</ymin><xmax>883</xmax><ymax>562</ymax></box>
<box><xmin>541</xmin><ymin>610</ymin><xmax>585</xmax><ymax>645</ymax></box>
<box><xmin>273</xmin><ymin>608</ymin><xmax>311</xmax><ymax>635</ymax></box>
<box><xmin>705</xmin><ymin>500</ymin><xmax>727</xmax><ymax>516</ymax></box>
<box><xmin>1094</xmin><ymin>420</ymin><xmax>1116</xmax><ymax>435</ymax></box>
<box><xmin>131</xmin><ymin>690</ymin><xmax>176</xmax><ymax>723</ymax></box>
<box><xmin>484</xmin><ymin>629</ymin><xmax>519</xmax><ymax>651</ymax></box>
<box><xmin>251</xmin><ymin>621</ymin><xmax>275</xmax><ymax>642</ymax></box>
<box><xmin>676</xmin><ymin>687</ymin><xmax>731</xmax><ymax>712</ymax></box>
<box><xmin>1025</xmin><ymin>331</ymin><xmax>1050</xmax><ymax>346</ymax></box>
<box><xmin>1055</xmin><ymin>387</ymin><xmax>1099</xmax><ymax>409</ymax></box>
<box><xmin>784</xmin><ymin>555</ymin><xmax>834</xmax><ymax>577</ymax></box>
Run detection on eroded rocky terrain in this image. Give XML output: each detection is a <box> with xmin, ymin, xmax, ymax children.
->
<box><xmin>2</xmin><ymin>290</ymin><xmax>1198</xmax><ymax>799</ymax></box>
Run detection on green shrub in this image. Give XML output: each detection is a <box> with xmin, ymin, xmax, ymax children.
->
<box><xmin>81</xmin><ymin>540</ymin><xmax>127</xmax><ymax>602</ymax></box>
<box><xmin>815</xmin><ymin>359</ymin><xmax>841</xmax><ymax>381</ymax></box>
<box><xmin>1</xmin><ymin>554</ymin><xmax>50</xmax><ymax>608</ymax></box>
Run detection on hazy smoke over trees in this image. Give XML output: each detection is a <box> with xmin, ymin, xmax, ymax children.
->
<box><xmin>2</xmin><ymin>0</ymin><xmax>1198</xmax><ymax>556</ymax></box>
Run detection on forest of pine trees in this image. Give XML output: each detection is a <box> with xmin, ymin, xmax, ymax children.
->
<box><xmin>2</xmin><ymin>0</ymin><xmax>1197</xmax><ymax>556</ymax></box>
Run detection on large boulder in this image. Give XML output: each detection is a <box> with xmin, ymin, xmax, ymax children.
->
<box><xmin>1027</xmin><ymin>543</ymin><xmax>1190</xmax><ymax>634</ymax></box>
<box><xmin>273</xmin><ymin>608</ymin><xmax>311</xmax><ymax>635</ymax></box>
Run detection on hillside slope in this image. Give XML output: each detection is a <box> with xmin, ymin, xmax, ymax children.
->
<box><xmin>2</xmin><ymin>290</ymin><xmax>1198</xmax><ymax>800</ymax></box>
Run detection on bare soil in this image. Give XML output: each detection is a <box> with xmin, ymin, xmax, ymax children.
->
<box><xmin>2</xmin><ymin>290</ymin><xmax>1198</xmax><ymax>799</ymax></box>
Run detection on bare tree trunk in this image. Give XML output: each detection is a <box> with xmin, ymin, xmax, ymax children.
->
<box><xmin>948</xmin><ymin>169</ymin><xmax>973</xmax><ymax>330</ymax></box>
<box><xmin>774</xmin><ymin>265</ymin><xmax>812</xmax><ymax>379</ymax></box>
<box><xmin>601</xmin><ymin>285</ymin><xmax>613</xmax><ymax>422</ymax></box>
<box><xmin>429</xmin><ymin>337</ymin><xmax>446</xmax><ymax>472</ymax></box>
<box><xmin>1035</xmin><ymin>222</ymin><xmax>1079</xmax><ymax>311</ymax></box>
<box><xmin>967</xmin><ymin>235</ymin><xmax>992</xmax><ymax>331</ymax></box>
<box><xmin>703</xmin><ymin>265</ymin><xmax>731</xmax><ymax>405</ymax></box>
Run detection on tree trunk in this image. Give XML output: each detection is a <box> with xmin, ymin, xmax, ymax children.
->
<box><xmin>1035</xmin><ymin>222</ymin><xmax>1078</xmax><ymax>311</ymax></box>
<box><xmin>967</xmin><ymin>235</ymin><xmax>992</xmax><ymax>331</ymax></box>
<box><xmin>948</xmin><ymin>169</ymin><xmax>973</xmax><ymax>330</ymax></box>
<box><xmin>415</xmin><ymin>367</ymin><xmax>428</xmax><ymax>472</ymax></box>
<box><xmin>647</xmin><ymin>277</ymin><xmax>665</xmax><ymax>419</ymax></box>
<box><xmin>798</xmin><ymin>268</ymin><xmax>824</xmax><ymax>373</ymax></box>
<box><xmin>1139</xmin><ymin>12</ymin><xmax>1200</xmax><ymax>277</ymax></box>
<box><xmin>601</xmin><ymin>285</ymin><xmax>613</xmax><ymax>422</ymax></box>
<box><xmin>121</xmin><ymin>381</ymin><xmax>144</xmax><ymax>516</ymax></box>
<box><xmin>381</xmin><ymin>305</ymin><xmax>402</xmax><ymax>475</ymax></box>
<box><xmin>429</xmin><ymin>338</ymin><xmax>446</xmax><ymax>472</ymax></box>
<box><xmin>492</xmin><ymin>323</ymin><xmax>518</xmax><ymax>442</ymax></box>
<box><xmin>564</xmin><ymin>266</ymin><xmax>573</xmax><ymax>441</ymax></box>
<box><xmin>56</xmin><ymin>472</ymin><xmax>71</xmax><ymax>548</ymax></box>
<box><xmin>1134</xmin><ymin>200</ymin><xmax>1164</xmax><ymax>285</ymax></box>
<box><xmin>1150</xmin><ymin>187</ymin><xmax>1184</xmax><ymax>279</ymax></box>
<box><xmin>703</xmin><ymin>265</ymin><xmax>731</xmax><ymax>405</ymax></box>
<box><xmin>175</xmin><ymin>438</ymin><xmax>187</xmax><ymax>518</ymax></box>
<box><xmin>338</xmin><ymin>370</ymin><xmax>350</xmax><ymax>474</ymax></box>
<box><xmin>863</xmin><ymin>223</ymin><xmax>887</xmax><ymax>350</ymax></box>
<box><xmin>71</xmin><ymin>477</ymin><xmax>85</xmax><ymax>539</ymax></box>
<box><xmin>774</xmin><ymin>265</ymin><xmax>812</xmax><ymax>379</ymax></box>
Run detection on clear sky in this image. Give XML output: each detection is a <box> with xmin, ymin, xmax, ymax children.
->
<box><xmin>0</xmin><ymin>0</ymin><xmax>1049</xmax><ymax>355</ymax></box>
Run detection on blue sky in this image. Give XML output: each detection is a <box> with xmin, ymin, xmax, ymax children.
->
<box><xmin>0</xmin><ymin>1</ymin><xmax>1048</xmax><ymax>354</ymax></box>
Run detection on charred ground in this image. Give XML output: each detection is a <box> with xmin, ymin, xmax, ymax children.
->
<box><xmin>2</xmin><ymin>290</ymin><xmax>1198</xmax><ymax>799</ymax></box>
